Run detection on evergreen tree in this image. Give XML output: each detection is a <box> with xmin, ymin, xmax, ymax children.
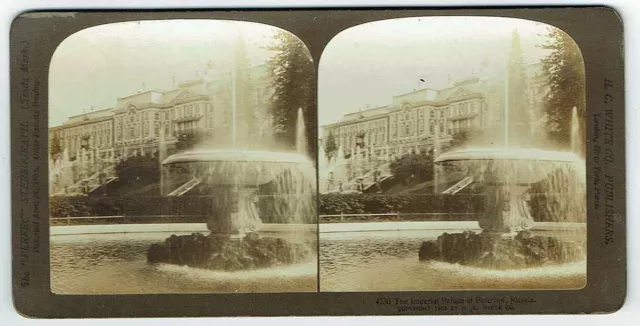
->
<box><xmin>266</xmin><ymin>31</ymin><xmax>317</xmax><ymax>160</ymax></box>
<box><xmin>324</xmin><ymin>131</ymin><xmax>337</xmax><ymax>160</ymax></box>
<box><xmin>539</xmin><ymin>27</ymin><xmax>586</xmax><ymax>148</ymax></box>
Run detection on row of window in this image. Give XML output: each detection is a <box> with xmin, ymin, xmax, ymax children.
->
<box><xmin>115</xmin><ymin>121</ymin><xmax>175</xmax><ymax>142</ymax></box>
<box><xmin>337</xmin><ymin>117</ymin><xmax>478</xmax><ymax>150</ymax></box>
<box><xmin>54</xmin><ymin>121</ymin><xmax>112</xmax><ymax>140</ymax></box>
<box><xmin>115</xmin><ymin>102</ymin><xmax>213</xmax><ymax>126</ymax></box>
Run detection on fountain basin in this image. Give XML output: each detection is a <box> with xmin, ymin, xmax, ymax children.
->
<box><xmin>51</xmin><ymin>229</ymin><xmax>318</xmax><ymax>294</ymax></box>
<box><xmin>435</xmin><ymin>147</ymin><xmax>582</xmax><ymax>163</ymax></box>
<box><xmin>435</xmin><ymin>147</ymin><xmax>583</xmax><ymax>185</ymax></box>
<box><xmin>147</xmin><ymin>232</ymin><xmax>314</xmax><ymax>271</ymax></box>
<box><xmin>162</xmin><ymin>149</ymin><xmax>313</xmax><ymax>186</ymax></box>
<box><xmin>434</xmin><ymin>147</ymin><xmax>585</xmax><ymax>233</ymax></box>
<box><xmin>320</xmin><ymin>226</ymin><xmax>586</xmax><ymax>291</ymax></box>
<box><xmin>418</xmin><ymin>230</ymin><xmax>584</xmax><ymax>269</ymax></box>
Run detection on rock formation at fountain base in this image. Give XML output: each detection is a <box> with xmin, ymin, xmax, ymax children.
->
<box><xmin>418</xmin><ymin>230</ymin><xmax>583</xmax><ymax>269</ymax></box>
<box><xmin>147</xmin><ymin>232</ymin><xmax>313</xmax><ymax>271</ymax></box>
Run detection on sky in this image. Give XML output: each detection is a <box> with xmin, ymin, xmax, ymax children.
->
<box><xmin>318</xmin><ymin>16</ymin><xmax>563</xmax><ymax>133</ymax></box>
<box><xmin>49</xmin><ymin>20</ymin><xmax>280</xmax><ymax>127</ymax></box>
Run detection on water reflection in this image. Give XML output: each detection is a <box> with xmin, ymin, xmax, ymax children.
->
<box><xmin>320</xmin><ymin>229</ymin><xmax>586</xmax><ymax>292</ymax></box>
<box><xmin>51</xmin><ymin>232</ymin><xmax>317</xmax><ymax>294</ymax></box>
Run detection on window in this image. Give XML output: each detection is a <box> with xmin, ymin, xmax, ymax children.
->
<box><xmin>154</xmin><ymin>124</ymin><xmax>159</xmax><ymax>136</ymax></box>
<box><xmin>440</xmin><ymin>110</ymin><xmax>445</xmax><ymax>118</ymax></box>
<box><xmin>430</xmin><ymin>110</ymin><xmax>434</xmax><ymax>118</ymax></box>
<box><xmin>155</xmin><ymin>112</ymin><xmax>160</xmax><ymax>120</ymax></box>
<box><xmin>430</xmin><ymin>123</ymin><xmax>434</xmax><ymax>134</ymax></box>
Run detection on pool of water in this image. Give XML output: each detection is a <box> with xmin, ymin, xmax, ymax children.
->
<box><xmin>51</xmin><ymin>231</ymin><xmax>317</xmax><ymax>294</ymax></box>
<box><xmin>320</xmin><ymin>228</ymin><xmax>586</xmax><ymax>292</ymax></box>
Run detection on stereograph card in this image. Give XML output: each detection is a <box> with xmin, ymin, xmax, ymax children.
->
<box><xmin>10</xmin><ymin>7</ymin><xmax>625</xmax><ymax>317</ymax></box>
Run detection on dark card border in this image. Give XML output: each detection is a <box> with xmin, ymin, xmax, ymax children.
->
<box><xmin>10</xmin><ymin>6</ymin><xmax>625</xmax><ymax>318</ymax></box>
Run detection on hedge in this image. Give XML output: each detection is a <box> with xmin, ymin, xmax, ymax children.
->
<box><xmin>50</xmin><ymin>195</ymin><xmax>316</xmax><ymax>224</ymax></box>
<box><xmin>318</xmin><ymin>193</ymin><xmax>485</xmax><ymax>215</ymax></box>
<box><xmin>318</xmin><ymin>193</ymin><xmax>584</xmax><ymax>223</ymax></box>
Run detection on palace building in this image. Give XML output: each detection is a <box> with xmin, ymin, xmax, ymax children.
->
<box><xmin>323</xmin><ymin>62</ymin><xmax>548</xmax><ymax>155</ymax></box>
<box><xmin>319</xmin><ymin>61</ymin><xmax>550</xmax><ymax>185</ymax></box>
<box><xmin>49</xmin><ymin>63</ymin><xmax>271</xmax><ymax>162</ymax></box>
<box><xmin>48</xmin><ymin>62</ymin><xmax>272</xmax><ymax>195</ymax></box>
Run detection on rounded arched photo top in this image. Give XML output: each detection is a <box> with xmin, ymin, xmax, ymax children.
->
<box><xmin>49</xmin><ymin>19</ymin><xmax>313</xmax><ymax>129</ymax></box>
<box><xmin>318</xmin><ymin>16</ymin><xmax>585</xmax><ymax>136</ymax></box>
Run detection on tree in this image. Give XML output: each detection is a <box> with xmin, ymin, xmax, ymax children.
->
<box><xmin>50</xmin><ymin>134</ymin><xmax>62</xmax><ymax>160</ymax></box>
<box><xmin>114</xmin><ymin>154</ymin><xmax>160</xmax><ymax>190</ymax></box>
<box><xmin>448</xmin><ymin>128</ymin><xmax>488</xmax><ymax>150</ymax></box>
<box><xmin>449</xmin><ymin>129</ymin><xmax>472</xmax><ymax>149</ymax></box>
<box><xmin>174</xmin><ymin>130</ymin><xmax>208</xmax><ymax>151</ymax></box>
<box><xmin>539</xmin><ymin>27</ymin><xmax>586</xmax><ymax>149</ymax></box>
<box><xmin>266</xmin><ymin>31</ymin><xmax>317</xmax><ymax>160</ymax></box>
<box><xmin>324</xmin><ymin>131</ymin><xmax>337</xmax><ymax>161</ymax></box>
<box><xmin>389</xmin><ymin>151</ymin><xmax>434</xmax><ymax>185</ymax></box>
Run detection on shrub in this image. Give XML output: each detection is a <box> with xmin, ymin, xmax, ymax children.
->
<box><xmin>49</xmin><ymin>195</ymin><xmax>316</xmax><ymax>224</ymax></box>
<box><xmin>318</xmin><ymin>193</ymin><xmax>485</xmax><ymax>215</ymax></box>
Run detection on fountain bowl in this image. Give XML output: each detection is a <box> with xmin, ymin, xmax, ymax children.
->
<box><xmin>162</xmin><ymin>149</ymin><xmax>312</xmax><ymax>165</ymax></box>
<box><xmin>434</xmin><ymin>147</ymin><xmax>584</xmax><ymax>185</ymax></box>
<box><xmin>435</xmin><ymin>147</ymin><xmax>582</xmax><ymax>163</ymax></box>
<box><xmin>162</xmin><ymin>149</ymin><xmax>313</xmax><ymax>186</ymax></box>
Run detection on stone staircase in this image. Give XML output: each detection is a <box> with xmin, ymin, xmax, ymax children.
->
<box><xmin>343</xmin><ymin>162</ymin><xmax>392</xmax><ymax>193</ymax></box>
<box><xmin>167</xmin><ymin>178</ymin><xmax>201</xmax><ymax>196</ymax></box>
<box><xmin>441</xmin><ymin>176</ymin><xmax>474</xmax><ymax>194</ymax></box>
<box><xmin>65</xmin><ymin>163</ymin><xmax>118</xmax><ymax>195</ymax></box>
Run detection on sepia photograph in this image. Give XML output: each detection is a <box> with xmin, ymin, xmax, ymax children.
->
<box><xmin>10</xmin><ymin>7</ymin><xmax>627</xmax><ymax>318</ymax></box>
<box><xmin>47</xmin><ymin>19</ymin><xmax>318</xmax><ymax>294</ymax></box>
<box><xmin>318</xmin><ymin>16</ymin><xmax>587</xmax><ymax>291</ymax></box>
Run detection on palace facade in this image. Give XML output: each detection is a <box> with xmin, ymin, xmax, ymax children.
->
<box><xmin>320</xmin><ymin>62</ymin><xmax>550</xmax><ymax>167</ymax></box>
<box><xmin>49</xmin><ymin>64</ymin><xmax>272</xmax><ymax>164</ymax></box>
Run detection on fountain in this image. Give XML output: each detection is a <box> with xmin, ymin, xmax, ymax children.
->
<box><xmin>571</xmin><ymin>106</ymin><xmax>581</xmax><ymax>155</ymax></box>
<box><xmin>49</xmin><ymin>148</ymin><xmax>75</xmax><ymax>195</ymax></box>
<box><xmin>146</xmin><ymin>34</ymin><xmax>316</xmax><ymax>271</ymax></box>
<box><xmin>319</xmin><ymin>145</ymin><xmax>348</xmax><ymax>193</ymax></box>
<box><xmin>419</xmin><ymin>142</ymin><xmax>586</xmax><ymax>268</ymax></box>
<box><xmin>296</xmin><ymin>108</ymin><xmax>308</xmax><ymax>156</ymax></box>
<box><xmin>418</xmin><ymin>30</ymin><xmax>586</xmax><ymax>269</ymax></box>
